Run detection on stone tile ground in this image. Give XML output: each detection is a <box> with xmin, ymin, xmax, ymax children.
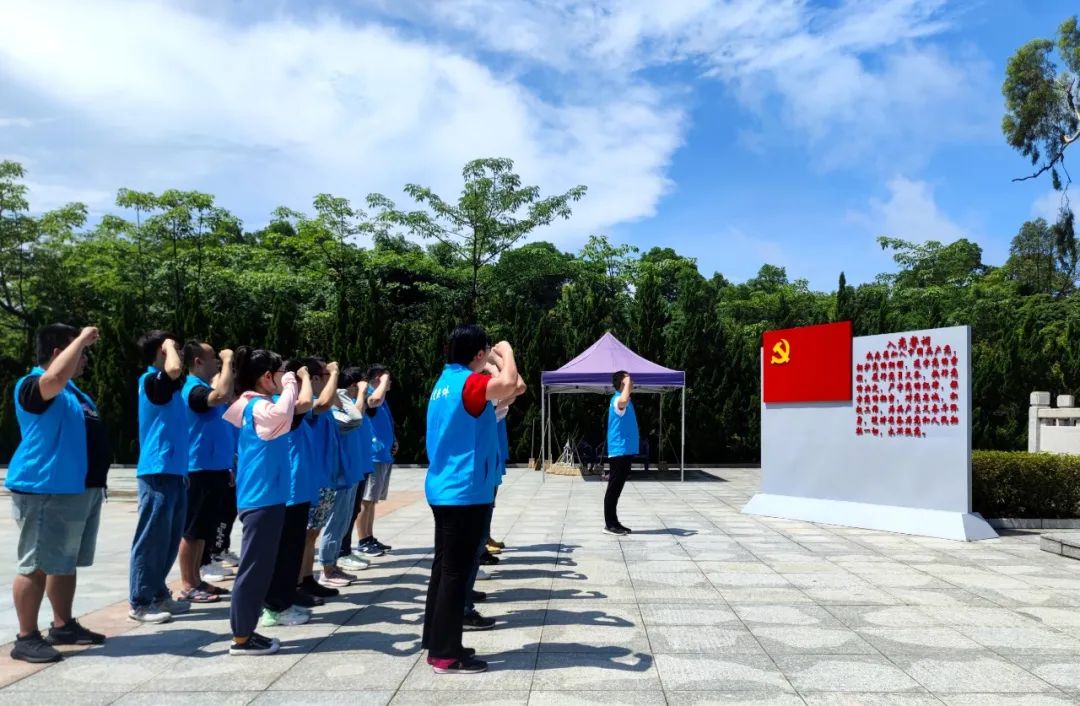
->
<box><xmin>1</xmin><ymin>467</ymin><xmax>1079</xmax><ymax>704</ymax></box>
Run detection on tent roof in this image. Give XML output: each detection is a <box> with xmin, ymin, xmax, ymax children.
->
<box><xmin>541</xmin><ymin>332</ymin><xmax>686</xmax><ymax>393</ymax></box>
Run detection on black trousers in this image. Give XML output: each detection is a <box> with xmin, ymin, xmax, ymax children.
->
<box><xmin>422</xmin><ymin>504</ymin><xmax>489</xmax><ymax>660</ymax></box>
<box><xmin>205</xmin><ymin>481</ymin><xmax>238</xmax><ymax>565</ymax></box>
<box><xmin>604</xmin><ymin>455</ymin><xmax>632</xmax><ymax>528</ymax></box>
<box><xmin>264</xmin><ymin>502</ymin><xmax>310</xmax><ymax>613</ymax></box>
<box><xmin>231</xmin><ymin>504</ymin><xmax>285</xmax><ymax>638</ymax></box>
<box><xmin>339</xmin><ymin>477</ymin><xmax>367</xmax><ymax>558</ymax></box>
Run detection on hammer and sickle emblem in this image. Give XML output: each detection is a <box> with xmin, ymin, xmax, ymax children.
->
<box><xmin>770</xmin><ymin>338</ymin><xmax>791</xmax><ymax>365</ymax></box>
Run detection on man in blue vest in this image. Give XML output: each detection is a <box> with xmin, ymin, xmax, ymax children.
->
<box><xmin>128</xmin><ymin>330</ymin><xmax>190</xmax><ymax>624</ymax></box>
<box><xmin>604</xmin><ymin>370</ymin><xmax>637</xmax><ymax>536</ymax></box>
<box><xmin>422</xmin><ymin>325</ymin><xmax>519</xmax><ymax>675</ymax></box>
<box><xmin>7</xmin><ymin>324</ymin><xmax>109</xmax><ymax>663</ymax></box>
<box><xmin>176</xmin><ymin>341</ymin><xmax>235</xmax><ymax>604</ymax></box>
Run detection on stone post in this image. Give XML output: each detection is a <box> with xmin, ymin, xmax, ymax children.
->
<box><xmin>1030</xmin><ymin>391</ymin><xmax>1051</xmax><ymax>452</ymax></box>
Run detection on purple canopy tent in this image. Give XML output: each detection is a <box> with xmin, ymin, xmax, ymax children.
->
<box><xmin>540</xmin><ymin>332</ymin><xmax>687</xmax><ymax>481</ymax></box>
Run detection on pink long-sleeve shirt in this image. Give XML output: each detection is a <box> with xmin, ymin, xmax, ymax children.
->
<box><xmin>224</xmin><ymin>372</ymin><xmax>298</xmax><ymax>441</ymax></box>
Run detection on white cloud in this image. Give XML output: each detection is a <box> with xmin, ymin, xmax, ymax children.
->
<box><xmin>1032</xmin><ymin>189</ymin><xmax>1076</xmax><ymax>223</ymax></box>
<box><xmin>23</xmin><ymin>181</ymin><xmax>113</xmax><ymax>214</ymax></box>
<box><xmin>0</xmin><ymin>0</ymin><xmax>683</xmax><ymax>242</ymax></box>
<box><xmin>382</xmin><ymin>0</ymin><xmax>995</xmax><ymax>169</ymax></box>
<box><xmin>848</xmin><ymin>176</ymin><xmax>966</xmax><ymax>243</ymax></box>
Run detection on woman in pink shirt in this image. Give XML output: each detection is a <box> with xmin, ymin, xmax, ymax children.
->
<box><xmin>222</xmin><ymin>347</ymin><xmax>308</xmax><ymax>656</ymax></box>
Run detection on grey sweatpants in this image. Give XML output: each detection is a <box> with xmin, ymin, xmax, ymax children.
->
<box><xmin>230</xmin><ymin>504</ymin><xmax>285</xmax><ymax>639</ymax></box>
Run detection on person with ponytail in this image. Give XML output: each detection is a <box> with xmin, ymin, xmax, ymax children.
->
<box><xmin>222</xmin><ymin>346</ymin><xmax>305</xmax><ymax>656</ymax></box>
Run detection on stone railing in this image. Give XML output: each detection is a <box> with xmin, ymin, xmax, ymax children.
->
<box><xmin>1029</xmin><ymin>392</ymin><xmax>1080</xmax><ymax>454</ymax></box>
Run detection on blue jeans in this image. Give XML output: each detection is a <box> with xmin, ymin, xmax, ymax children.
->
<box><xmin>463</xmin><ymin>502</ymin><xmax>494</xmax><ymax>613</ymax></box>
<box><xmin>319</xmin><ymin>483</ymin><xmax>358</xmax><ymax>566</ymax></box>
<box><xmin>129</xmin><ymin>474</ymin><xmax>187</xmax><ymax>608</ymax></box>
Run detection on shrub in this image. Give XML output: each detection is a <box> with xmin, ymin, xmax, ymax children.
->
<box><xmin>972</xmin><ymin>450</ymin><xmax>1080</xmax><ymax>518</ymax></box>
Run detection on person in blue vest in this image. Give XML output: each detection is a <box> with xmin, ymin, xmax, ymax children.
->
<box><xmin>176</xmin><ymin>341</ymin><xmax>235</xmax><ymax>605</ymax></box>
<box><xmin>461</xmin><ymin>370</ymin><xmax>525</xmax><ymax>630</ymax></box>
<box><xmin>336</xmin><ymin>368</ymin><xmax>376</xmax><ymax>569</ymax></box>
<box><xmin>318</xmin><ymin>366</ymin><xmax>372</xmax><ymax>584</ymax></box>
<box><xmin>223</xmin><ymin>346</ymin><xmax>304</xmax><ymax>656</ymax></box>
<box><xmin>257</xmin><ymin>357</ymin><xmax>319</xmax><ymax>627</ymax></box>
<box><xmin>354</xmin><ymin>364</ymin><xmax>396</xmax><ymax>558</ymax></box>
<box><xmin>7</xmin><ymin>324</ymin><xmax>109</xmax><ymax>663</ymax></box>
<box><xmin>604</xmin><ymin>370</ymin><xmax>637</xmax><ymax>536</ymax></box>
<box><xmin>422</xmin><ymin>324</ymin><xmax>519</xmax><ymax>675</ymax></box>
<box><xmin>128</xmin><ymin>330</ymin><xmax>191</xmax><ymax>624</ymax></box>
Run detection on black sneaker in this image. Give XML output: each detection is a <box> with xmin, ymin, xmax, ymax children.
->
<box><xmin>293</xmin><ymin>589</ymin><xmax>325</xmax><ymax>608</ymax></box>
<box><xmin>431</xmin><ymin>656</ymin><xmax>488</xmax><ymax>674</ymax></box>
<box><xmin>229</xmin><ymin>632</ymin><xmax>280</xmax><ymax>656</ymax></box>
<box><xmin>462</xmin><ymin>610</ymin><xmax>496</xmax><ymax>631</ymax></box>
<box><xmin>301</xmin><ymin>576</ymin><xmax>339</xmax><ymax>598</ymax></box>
<box><xmin>603</xmin><ymin>526</ymin><xmax>629</xmax><ymax>536</ymax></box>
<box><xmin>357</xmin><ymin>540</ymin><xmax>385</xmax><ymax>558</ymax></box>
<box><xmin>11</xmin><ymin>631</ymin><xmax>62</xmax><ymax>663</ymax></box>
<box><xmin>372</xmin><ymin>538</ymin><xmax>392</xmax><ymax>552</ymax></box>
<box><xmin>479</xmin><ymin>552</ymin><xmax>499</xmax><ymax>566</ymax></box>
<box><xmin>471</xmin><ymin>590</ymin><xmax>487</xmax><ymax>603</ymax></box>
<box><xmin>46</xmin><ymin>619</ymin><xmax>105</xmax><ymax>646</ymax></box>
<box><xmin>462</xmin><ymin>647</ymin><xmax>476</xmax><ymax>658</ymax></box>
<box><xmin>617</xmin><ymin>524</ymin><xmax>633</xmax><ymax>534</ymax></box>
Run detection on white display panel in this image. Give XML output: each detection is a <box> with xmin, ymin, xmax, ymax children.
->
<box><xmin>743</xmin><ymin>325</ymin><xmax>997</xmax><ymax>541</ymax></box>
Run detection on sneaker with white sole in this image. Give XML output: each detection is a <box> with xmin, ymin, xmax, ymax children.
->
<box><xmin>229</xmin><ymin>632</ymin><xmax>279</xmax><ymax>656</ymax></box>
<box><xmin>157</xmin><ymin>596</ymin><xmax>191</xmax><ymax>615</ymax></box>
<box><xmin>260</xmin><ymin>605</ymin><xmax>310</xmax><ymax>627</ymax></box>
<box><xmin>319</xmin><ymin>570</ymin><xmax>352</xmax><ymax>588</ymax></box>
<box><xmin>339</xmin><ymin>555</ymin><xmax>370</xmax><ymax>571</ymax></box>
<box><xmin>475</xmin><ymin>568</ymin><xmax>491</xmax><ymax>581</ymax></box>
<box><xmin>202</xmin><ymin>562</ymin><xmax>235</xmax><ymax>582</ymax></box>
<box><xmin>218</xmin><ymin>551</ymin><xmax>241</xmax><ymax>567</ymax></box>
<box><xmin>129</xmin><ymin>606</ymin><xmax>172</xmax><ymax>624</ymax></box>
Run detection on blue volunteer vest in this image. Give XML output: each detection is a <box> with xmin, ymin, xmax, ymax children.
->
<box><xmin>607</xmin><ymin>393</ymin><xmax>639</xmax><ymax>458</ymax></box>
<box><xmin>183</xmin><ymin>375</ymin><xmax>235</xmax><ymax>472</ymax></box>
<box><xmin>6</xmin><ymin>367</ymin><xmax>90</xmax><ymax>494</ymax></box>
<box><xmin>337</xmin><ymin>408</ymin><xmax>371</xmax><ymax>486</ymax></box>
<box><xmin>280</xmin><ymin>398</ymin><xmax>320</xmax><ymax>507</ymax></box>
<box><xmin>368</xmin><ymin>386</ymin><xmax>395</xmax><ymax>463</ymax></box>
<box><xmin>236</xmin><ymin>397</ymin><xmax>290</xmax><ymax>509</ymax></box>
<box><xmin>425</xmin><ymin>364</ymin><xmax>497</xmax><ymax>505</ymax></box>
<box><xmin>137</xmin><ymin>366</ymin><xmax>189</xmax><ymax>476</ymax></box>
<box><xmin>312</xmin><ymin>409</ymin><xmax>344</xmax><ymax>490</ymax></box>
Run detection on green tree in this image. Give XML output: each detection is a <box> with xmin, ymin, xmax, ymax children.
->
<box><xmin>368</xmin><ymin>158</ymin><xmax>586</xmax><ymax>319</ymax></box>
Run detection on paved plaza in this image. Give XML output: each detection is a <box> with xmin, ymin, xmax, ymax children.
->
<box><xmin>0</xmin><ymin>467</ymin><xmax>1079</xmax><ymax>704</ymax></box>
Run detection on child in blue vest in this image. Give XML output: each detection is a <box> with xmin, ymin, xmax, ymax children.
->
<box><xmin>7</xmin><ymin>324</ymin><xmax>109</xmax><ymax>663</ymax></box>
<box><xmin>295</xmin><ymin>359</ymin><xmax>345</xmax><ymax>599</ymax></box>
<box><xmin>320</xmin><ymin>366</ymin><xmax>373</xmax><ymax>582</ymax></box>
<box><xmin>355</xmin><ymin>364</ymin><xmax>396</xmax><ymax>557</ymax></box>
<box><xmin>256</xmin><ymin>357</ymin><xmax>320</xmax><ymax>628</ymax></box>
<box><xmin>128</xmin><ymin>330</ymin><xmax>191</xmax><ymax>624</ymax></box>
<box><xmin>222</xmin><ymin>346</ymin><xmax>305</xmax><ymax>656</ymax></box>
<box><xmin>422</xmin><ymin>324</ymin><xmax>520</xmax><ymax>675</ymax></box>
<box><xmin>177</xmin><ymin>341</ymin><xmax>235</xmax><ymax>605</ymax></box>
<box><xmin>604</xmin><ymin>371</ymin><xmax>638</xmax><ymax>536</ymax></box>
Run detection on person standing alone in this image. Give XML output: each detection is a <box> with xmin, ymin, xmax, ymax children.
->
<box><xmin>604</xmin><ymin>371</ymin><xmax>636</xmax><ymax>536</ymax></box>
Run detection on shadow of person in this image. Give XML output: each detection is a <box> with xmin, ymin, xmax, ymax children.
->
<box><xmin>485</xmin><ymin>587</ymin><xmax>609</xmax><ymax>603</ymax></box>
<box><xmin>481</xmin><ymin>644</ymin><xmax>653</xmax><ymax>672</ymax></box>
<box><xmin>628</xmin><ymin>528</ymin><xmax>698</xmax><ymax>537</ymax></box>
<box><xmin>89</xmin><ymin>628</ymin><xmax>222</xmax><ymax>658</ymax></box>
<box><xmin>493</xmin><ymin>607</ymin><xmax>635</xmax><ymax>629</ymax></box>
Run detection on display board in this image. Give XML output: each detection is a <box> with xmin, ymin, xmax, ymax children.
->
<box><xmin>743</xmin><ymin>324</ymin><xmax>997</xmax><ymax>541</ymax></box>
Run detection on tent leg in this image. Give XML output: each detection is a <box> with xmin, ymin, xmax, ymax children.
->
<box><xmin>681</xmin><ymin>386</ymin><xmax>686</xmax><ymax>482</ymax></box>
<box><xmin>541</xmin><ymin>387</ymin><xmax>546</xmax><ymax>483</ymax></box>
<box><xmin>659</xmin><ymin>392</ymin><xmax>664</xmax><ymax>473</ymax></box>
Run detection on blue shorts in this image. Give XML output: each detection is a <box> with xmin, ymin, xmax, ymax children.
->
<box><xmin>12</xmin><ymin>488</ymin><xmax>104</xmax><ymax>575</ymax></box>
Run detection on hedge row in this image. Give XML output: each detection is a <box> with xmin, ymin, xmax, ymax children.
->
<box><xmin>972</xmin><ymin>450</ymin><xmax>1080</xmax><ymax>518</ymax></box>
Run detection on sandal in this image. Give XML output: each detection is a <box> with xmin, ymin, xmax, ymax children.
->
<box><xmin>199</xmin><ymin>581</ymin><xmax>230</xmax><ymax>596</ymax></box>
<box><xmin>180</xmin><ymin>587</ymin><xmax>220</xmax><ymax>604</ymax></box>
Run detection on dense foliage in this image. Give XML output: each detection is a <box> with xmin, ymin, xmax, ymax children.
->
<box><xmin>4</xmin><ymin>156</ymin><xmax>1080</xmax><ymax>467</ymax></box>
<box><xmin>972</xmin><ymin>451</ymin><xmax>1080</xmax><ymax>518</ymax></box>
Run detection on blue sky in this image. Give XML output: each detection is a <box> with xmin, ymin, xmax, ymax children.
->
<box><xmin>0</xmin><ymin>0</ymin><xmax>1075</xmax><ymax>289</ymax></box>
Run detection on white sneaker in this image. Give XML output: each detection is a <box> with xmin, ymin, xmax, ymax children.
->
<box><xmin>158</xmin><ymin>597</ymin><xmax>191</xmax><ymax>615</ymax></box>
<box><xmin>476</xmin><ymin>568</ymin><xmax>492</xmax><ymax>581</ymax></box>
<box><xmin>339</xmin><ymin>555</ymin><xmax>370</xmax><ymax>571</ymax></box>
<box><xmin>218</xmin><ymin>551</ymin><xmax>240</xmax><ymax>567</ymax></box>
<box><xmin>129</xmin><ymin>605</ymin><xmax>172</xmax><ymax>624</ymax></box>
<box><xmin>261</xmin><ymin>606</ymin><xmax>310</xmax><ymax>627</ymax></box>
<box><xmin>202</xmin><ymin>562</ymin><xmax>235</xmax><ymax>582</ymax></box>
